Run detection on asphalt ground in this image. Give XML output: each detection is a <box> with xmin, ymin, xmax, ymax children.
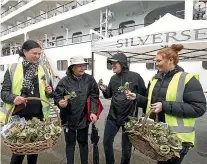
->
<box><xmin>1</xmin><ymin>99</ymin><xmax>207</xmax><ymax>164</ymax></box>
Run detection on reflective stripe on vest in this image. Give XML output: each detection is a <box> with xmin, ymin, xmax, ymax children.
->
<box><xmin>146</xmin><ymin>72</ymin><xmax>199</xmax><ymax>144</ymax></box>
<box><xmin>4</xmin><ymin>63</ymin><xmax>50</xmax><ymax>120</ymax></box>
<box><xmin>9</xmin><ymin>63</ymin><xmax>18</xmax><ymax>82</ymax></box>
<box><xmin>9</xmin><ymin>63</ymin><xmax>51</xmax><ymax>88</ymax></box>
<box><xmin>166</xmin><ymin>72</ymin><xmax>194</xmax><ymax>133</ymax></box>
<box><xmin>0</xmin><ymin>104</ymin><xmax>8</xmax><ymax>122</ymax></box>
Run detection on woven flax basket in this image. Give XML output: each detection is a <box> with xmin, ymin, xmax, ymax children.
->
<box><xmin>126</xmin><ymin>111</ymin><xmax>174</xmax><ymax>161</ymax></box>
<box><xmin>3</xmin><ymin>97</ymin><xmax>62</xmax><ymax>155</ymax></box>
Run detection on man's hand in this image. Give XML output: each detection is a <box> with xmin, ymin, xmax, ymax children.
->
<box><xmin>90</xmin><ymin>113</ymin><xmax>97</xmax><ymax>123</ymax></box>
<box><xmin>58</xmin><ymin>99</ymin><xmax>68</xmax><ymax>108</ymax></box>
<box><xmin>13</xmin><ymin>96</ymin><xmax>26</xmax><ymax>105</ymax></box>
<box><xmin>125</xmin><ymin>90</ymin><xmax>136</xmax><ymax>100</ymax></box>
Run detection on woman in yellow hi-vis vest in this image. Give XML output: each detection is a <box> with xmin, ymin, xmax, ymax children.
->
<box><xmin>0</xmin><ymin>40</ymin><xmax>53</xmax><ymax>164</ymax></box>
<box><xmin>126</xmin><ymin>44</ymin><xmax>206</xmax><ymax>164</ymax></box>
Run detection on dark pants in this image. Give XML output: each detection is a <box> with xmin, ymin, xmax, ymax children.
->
<box><xmin>64</xmin><ymin>126</ymin><xmax>89</xmax><ymax>164</ymax></box>
<box><xmin>103</xmin><ymin>120</ymin><xmax>132</xmax><ymax>164</ymax></box>
<box><xmin>10</xmin><ymin>154</ymin><xmax>38</xmax><ymax>164</ymax></box>
<box><xmin>157</xmin><ymin>145</ymin><xmax>189</xmax><ymax>164</ymax></box>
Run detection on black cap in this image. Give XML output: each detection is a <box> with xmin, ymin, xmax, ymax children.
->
<box><xmin>107</xmin><ymin>53</ymin><xmax>127</xmax><ymax>65</ymax></box>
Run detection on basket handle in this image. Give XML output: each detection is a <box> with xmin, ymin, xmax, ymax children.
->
<box><xmin>5</xmin><ymin>97</ymin><xmax>62</xmax><ymax>127</ymax></box>
<box><xmin>141</xmin><ymin>109</ymin><xmax>158</xmax><ymax>131</ymax></box>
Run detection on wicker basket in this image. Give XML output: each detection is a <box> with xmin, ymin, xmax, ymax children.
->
<box><xmin>126</xmin><ymin>111</ymin><xmax>175</xmax><ymax>161</ymax></box>
<box><xmin>3</xmin><ymin>97</ymin><xmax>62</xmax><ymax>155</ymax></box>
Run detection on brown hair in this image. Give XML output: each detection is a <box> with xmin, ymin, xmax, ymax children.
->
<box><xmin>157</xmin><ymin>44</ymin><xmax>184</xmax><ymax>65</ymax></box>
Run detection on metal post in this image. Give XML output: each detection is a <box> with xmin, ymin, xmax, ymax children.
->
<box><xmin>44</xmin><ymin>34</ymin><xmax>47</xmax><ymax>48</ymax></box>
<box><xmin>105</xmin><ymin>8</ymin><xmax>108</xmax><ymax>38</ymax></box>
<box><xmin>92</xmin><ymin>52</ymin><xmax>94</xmax><ymax>77</ymax></box>
<box><xmin>185</xmin><ymin>0</ymin><xmax>194</xmax><ymax>20</ymax></box>
<box><xmin>45</xmin><ymin>10</ymin><xmax>48</xmax><ymax>19</ymax></box>
<box><xmin>24</xmin><ymin>33</ymin><xmax>30</xmax><ymax>41</ymax></box>
<box><xmin>66</xmin><ymin>28</ymin><xmax>69</xmax><ymax>44</ymax></box>
<box><xmin>24</xmin><ymin>33</ymin><xmax>27</xmax><ymax>41</ymax></box>
<box><xmin>100</xmin><ymin>10</ymin><xmax>102</xmax><ymax>36</ymax></box>
<box><xmin>0</xmin><ymin>42</ymin><xmax>2</xmax><ymax>57</ymax></box>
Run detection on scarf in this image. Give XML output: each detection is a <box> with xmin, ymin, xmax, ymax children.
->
<box><xmin>22</xmin><ymin>60</ymin><xmax>39</xmax><ymax>94</ymax></box>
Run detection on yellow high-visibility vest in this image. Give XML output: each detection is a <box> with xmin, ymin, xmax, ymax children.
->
<box><xmin>0</xmin><ymin>63</ymin><xmax>51</xmax><ymax>123</ymax></box>
<box><xmin>146</xmin><ymin>72</ymin><xmax>199</xmax><ymax>145</ymax></box>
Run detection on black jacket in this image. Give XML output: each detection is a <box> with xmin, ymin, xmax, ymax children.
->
<box><xmin>136</xmin><ymin>65</ymin><xmax>206</xmax><ymax>122</ymax></box>
<box><xmin>1</xmin><ymin>64</ymin><xmax>53</xmax><ymax>119</ymax></box>
<box><xmin>53</xmin><ymin>69</ymin><xmax>99</xmax><ymax>129</ymax></box>
<box><xmin>103</xmin><ymin>53</ymin><xmax>147</xmax><ymax>125</ymax></box>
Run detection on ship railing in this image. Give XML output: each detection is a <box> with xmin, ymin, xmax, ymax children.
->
<box><xmin>44</xmin><ymin>24</ymin><xmax>150</xmax><ymax>49</ymax></box>
<box><xmin>1</xmin><ymin>45</ymin><xmax>21</xmax><ymax>56</ymax></box>
<box><xmin>1</xmin><ymin>23</ymin><xmax>149</xmax><ymax>56</ymax></box>
<box><xmin>1</xmin><ymin>0</ymin><xmax>28</xmax><ymax>18</ymax></box>
<box><xmin>0</xmin><ymin>0</ymin><xmax>95</xmax><ymax>37</ymax></box>
<box><xmin>46</xmin><ymin>34</ymin><xmax>92</xmax><ymax>49</ymax></box>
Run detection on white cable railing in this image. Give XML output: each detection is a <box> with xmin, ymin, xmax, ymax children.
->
<box><xmin>0</xmin><ymin>22</ymin><xmax>156</xmax><ymax>56</ymax></box>
<box><xmin>0</xmin><ymin>0</ymin><xmax>95</xmax><ymax>37</ymax></box>
<box><xmin>1</xmin><ymin>0</ymin><xmax>28</xmax><ymax>18</ymax></box>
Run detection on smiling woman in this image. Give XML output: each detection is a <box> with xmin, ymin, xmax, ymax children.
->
<box><xmin>0</xmin><ymin>40</ymin><xmax>54</xmax><ymax>164</ymax></box>
<box><xmin>53</xmin><ymin>55</ymin><xmax>100</xmax><ymax>164</ymax></box>
<box><xmin>125</xmin><ymin>44</ymin><xmax>206</xmax><ymax>164</ymax></box>
<box><xmin>155</xmin><ymin>44</ymin><xmax>183</xmax><ymax>73</ymax></box>
<box><xmin>18</xmin><ymin>40</ymin><xmax>42</xmax><ymax>63</ymax></box>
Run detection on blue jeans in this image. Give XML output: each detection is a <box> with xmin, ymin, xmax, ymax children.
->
<box><xmin>103</xmin><ymin>120</ymin><xmax>132</xmax><ymax>164</ymax></box>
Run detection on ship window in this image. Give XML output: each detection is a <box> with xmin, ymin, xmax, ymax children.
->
<box><xmin>72</xmin><ymin>32</ymin><xmax>82</xmax><ymax>43</ymax></box>
<box><xmin>202</xmin><ymin>61</ymin><xmax>207</xmax><ymax>70</ymax></box>
<box><xmin>119</xmin><ymin>20</ymin><xmax>135</xmax><ymax>34</ymax></box>
<box><xmin>2</xmin><ymin>47</ymin><xmax>10</xmax><ymax>56</ymax></box>
<box><xmin>56</xmin><ymin>36</ymin><xmax>64</xmax><ymax>46</ymax></box>
<box><xmin>0</xmin><ymin>65</ymin><xmax>4</xmax><ymax>71</ymax></box>
<box><xmin>146</xmin><ymin>63</ymin><xmax>157</xmax><ymax>70</ymax></box>
<box><xmin>84</xmin><ymin>58</ymin><xmax>92</xmax><ymax>70</ymax></box>
<box><xmin>176</xmin><ymin>10</ymin><xmax>184</xmax><ymax>19</ymax></box>
<box><xmin>92</xmin><ymin>27</ymin><xmax>105</xmax><ymax>40</ymax></box>
<box><xmin>57</xmin><ymin>60</ymin><xmax>68</xmax><ymax>71</ymax></box>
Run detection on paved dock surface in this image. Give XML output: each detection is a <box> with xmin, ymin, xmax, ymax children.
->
<box><xmin>1</xmin><ymin>99</ymin><xmax>207</xmax><ymax>164</ymax></box>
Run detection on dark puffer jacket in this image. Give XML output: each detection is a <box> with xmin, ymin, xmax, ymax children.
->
<box><xmin>53</xmin><ymin>68</ymin><xmax>99</xmax><ymax>129</ymax></box>
<box><xmin>103</xmin><ymin>53</ymin><xmax>147</xmax><ymax>125</ymax></box>
<box><xmin>136</xmin><ymin>65</ymin><xmax>206</xmax><ymax>122</ymax></box>
<box><xmin>1</xmin><ymin>64</ymin><xmax>53</xmax><ymax>119</ymax></box>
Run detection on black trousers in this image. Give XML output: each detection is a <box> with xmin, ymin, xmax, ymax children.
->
<box><xmin>64</xmin><ymin>126</ymin><xmax>89</xmax><ymax>164</ymax></box>
<box><xmin>157</xmin><ymin>145</ymin><xmax>190</xmax><ymax>164</ymax></box>
<box><xmin>10</xmin><ymin>154</ymin><xmax>38</xmax><ymax>164</ymax></box>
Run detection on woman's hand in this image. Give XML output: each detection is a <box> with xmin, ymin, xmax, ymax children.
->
<box><xmin>90</xmin><ymin>113</ymin><xmax>97</xmax><ymax>123</ymax></box>
<box><xmin>0</xmin><ymin>121</ymin><xmax>5</xmax><ymax>126</ymax></box>
<box><xmin>45</xmin><ymin>85</ymin><xmax>53</xmax><ymax>94</ymax></box>
<box><xmin>150</xmin><ymin>102</ymin><xmax>162</xmax><ymax>113</ymax></box>
<box><xmin>58</xmin><ymin>99</ymin><xmax>68</xmax><ymax>108</ymax></box>
<box><xmin>13</xmin><ymin>96</ymin><xmax>26</xmax><ymax>105</ymax></box>
<box><xmin>125</xmin><ymin>90</ymin><xmax>136</xmax><ymax>100</ymax></box>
